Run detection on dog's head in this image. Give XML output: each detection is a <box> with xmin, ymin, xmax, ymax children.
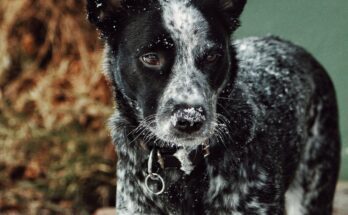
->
<box><xmin>87</xmin><ymin>0</ymin><xmax>246</xmax><ymax>147</ymax></box>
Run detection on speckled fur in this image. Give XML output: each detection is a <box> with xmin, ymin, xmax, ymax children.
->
<box><xmin>87</xmin><ymin>0</ymin><xmax>340</xmax><ymax>214</ymax></box>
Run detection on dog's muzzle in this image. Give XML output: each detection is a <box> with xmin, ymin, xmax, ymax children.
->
<box><xmin>170</xmin><ymin>105</ymin><xmax>206</xmax><ymax>134</ymax></box>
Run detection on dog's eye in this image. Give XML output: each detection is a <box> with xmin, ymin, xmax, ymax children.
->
<box><xmin>140</xmin><ymin>53</ymin><xmax>162</xmax><ymax>68</ymax></box>
<box><xmin>205</xmin><ymin>53</ymin><xmax>221</xmax><ymax>63</ymax></box>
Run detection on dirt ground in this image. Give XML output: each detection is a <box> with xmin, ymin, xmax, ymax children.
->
<box><xmin>95</xmin><ymin>182</ymin><xmax>348</xmax><ymax>215</ymax></box>
<box><xmin>334</xmin><ymin>182</ymin><xmax>348</xmax><ymax>215</ymax></box>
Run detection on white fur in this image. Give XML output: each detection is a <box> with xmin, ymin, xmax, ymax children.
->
<box><xmin>174</xmin><ymin>148</ymin><xmax>194</xmax><ymax>174</ymax></box>
<box><xmin>208</xmin><ymin>175</ymin><xmax>229</xmax><ymax>200</ymax></box>
<box><xmin>285</xmin><ymin>187</ymin><xmax>305</xmax><ymax>215</ymax></box>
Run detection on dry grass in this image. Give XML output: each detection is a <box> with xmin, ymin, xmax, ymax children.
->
<box><xmin>0</xmin><ymin>0</ymin><xmax>116</xmax><ymax>213</ymax></box>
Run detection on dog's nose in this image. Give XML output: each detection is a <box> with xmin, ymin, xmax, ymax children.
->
<box><xmin>171</xmin><ymin>105</ymin><xmax>206</xmax><ymax>133</ymax></box>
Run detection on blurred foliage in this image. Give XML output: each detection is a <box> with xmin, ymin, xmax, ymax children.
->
<box><xmin>0</xmin><ymin>0</ymin><xmax>116</xmax><ymax>214</ymax></box>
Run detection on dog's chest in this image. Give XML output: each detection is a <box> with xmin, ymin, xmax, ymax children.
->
<box><xmin>145</xmin><ymin>154</ymin><xmax>210</xmax><ymax>214</ymax></box>
<box><xmin>158</xmin><ymin>169</ymin><xmax>209</xmax><ymax>214</ymax></box>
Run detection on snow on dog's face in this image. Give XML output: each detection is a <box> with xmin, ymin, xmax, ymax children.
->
<box><xmin>87</xmin><ymin>0</ymin><xmax>246</xmax><ymax>147</ymax></box>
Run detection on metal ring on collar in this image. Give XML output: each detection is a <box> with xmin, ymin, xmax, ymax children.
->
<box><xmin>145</xmin><ymin>173</ymin><xmax>165</xmax><ymax>195</ymax></box>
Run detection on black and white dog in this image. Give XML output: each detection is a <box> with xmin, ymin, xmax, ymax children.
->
<box><xmin>87</xmin><ymin>0</ymin><xmax>340</xmax><ymax>214</ymax></box>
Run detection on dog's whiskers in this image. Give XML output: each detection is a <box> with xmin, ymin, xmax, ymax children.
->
<box><xmin>217</xmin><ymin>96</ymin><xmax>241</xmax><ymax>101</ymax></box>
<box><xmin>127</xmin><ymin>115</ymin><xmax>157</xmax><ymax>145</ymax></box>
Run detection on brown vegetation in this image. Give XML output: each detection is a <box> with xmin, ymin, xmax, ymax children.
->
<box><xmin>0</xmin><ymin>0</ymin><xmax>116</xmax><ymax>213</ymax></box>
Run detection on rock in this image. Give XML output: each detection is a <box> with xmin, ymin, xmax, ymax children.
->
<box><xmin>94</xmin><ymin>208</ymin><xmax>115</xmax><ymax>215</ymax></box>
<box><xmin>334</xmin><ymin>182</ymin><xmax>348</xmax><ymax>215</ymax></box>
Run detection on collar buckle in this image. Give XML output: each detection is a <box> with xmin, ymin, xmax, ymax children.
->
<box><xmin>203</xmin><ymin>141</ymin><xmax>210</xmax><ymax>157</ymax></box>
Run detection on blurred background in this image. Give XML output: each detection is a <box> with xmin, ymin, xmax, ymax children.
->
<box><xmin>0</xmin><ymin>0</ymin><xmax>116</xmax><ymax>214</ymax></box>
<box><xmin>0</xmin><ymin>0</ymin><xmax>347</xmax><ymax>214</ymax></box>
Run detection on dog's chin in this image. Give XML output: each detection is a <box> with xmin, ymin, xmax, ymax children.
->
<box><xmin>159</xmin><ymin>138</ymin><xmax>208</xmax><ymax>151</ymax></box>
<box><xmin>163</xmin><ymin>135</ymin><xmax>208</xmax><ymax>148</ymax></box>
<box><xmin>149</xmin><ymin>127</ymin><xmax>212</xmax><ymax>149</ymax></box>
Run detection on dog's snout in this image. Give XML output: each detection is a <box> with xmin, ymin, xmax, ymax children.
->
<box><xmin>175</xmin><ymin>117</ymin><xmax>203</xmax><ymax>133</ymax></box>
<box><xmin>171</xmin><ymin>105</ymin><xmax>206</xmax><ymax>134</ymax></box>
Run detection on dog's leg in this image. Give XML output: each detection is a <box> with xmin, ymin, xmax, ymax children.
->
<box><xmin>285</xmin><ymin>94</ymin><xmax>340</xmax><ymax>215</ymax></box>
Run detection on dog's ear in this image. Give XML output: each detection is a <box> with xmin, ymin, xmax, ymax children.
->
<box><xmin>87</xmin><ymin>0</ymin><xmax>124</xmax><ymax>32</ymax></box>
<box><xmin>217</xmin><ymin>0</ymin><xmax>247</xmax><ymax>31</ymax></box>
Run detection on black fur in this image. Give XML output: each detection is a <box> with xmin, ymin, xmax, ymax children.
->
<box><xmin>87</xmin><ymin>0</ymin><xmax>340</xmax><ymax>214</ymax></box>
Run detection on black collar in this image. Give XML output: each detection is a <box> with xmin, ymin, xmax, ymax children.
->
<box><xmin>141</xmin><ymin>142</ymin><xmax>210</xmax><ymax>174</ymax></box>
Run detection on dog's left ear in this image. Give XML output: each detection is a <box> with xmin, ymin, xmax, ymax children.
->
<box><xmin>86</xmin><ymin>0</ymin><xmax>124</xmax><ymax>33</ymax></box>
<box><xmin>217</xmin><ymin>0</ymin><xmax>247</xmax><ymax>31</ymax></box>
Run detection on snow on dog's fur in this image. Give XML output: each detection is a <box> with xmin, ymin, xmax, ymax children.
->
<box><xmin>87</xmin><ymin>0</ymin><xmax>340</xmax><ymax>214</ymax></box>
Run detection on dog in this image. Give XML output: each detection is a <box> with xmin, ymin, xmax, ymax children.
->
<box><xmin>87</xmin><ymin>0</ymin><xmax>341</xmax><ymax>214</ymax></box>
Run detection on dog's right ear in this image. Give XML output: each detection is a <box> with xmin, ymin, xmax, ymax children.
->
<box><xmin>87</xmin><ymin>0</ymin><xmax>123</xmax><ymax>31</ymax></box>
<box><xmin>217</xmin><ymin>0</ymin><xmax>247</xmax><ymax>31</ymax></box>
